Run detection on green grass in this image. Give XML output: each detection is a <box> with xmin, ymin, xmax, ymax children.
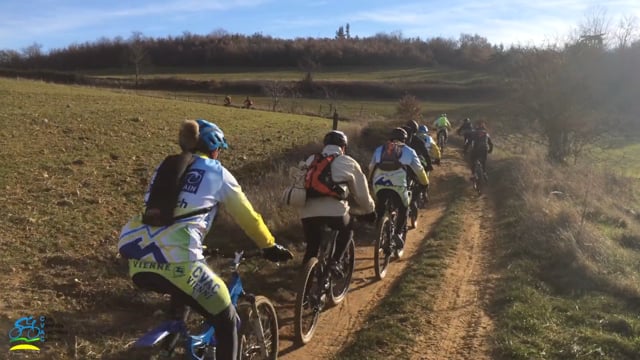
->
<box><xmin>335</xmin><ymin>176</ymin><xmax>468</xmax><ymax>360</ymax></box>
<box><xmin>591</xmin><ymin>141</ymin><xmax>640</xmax><ymax>178</ymax></box>
<box><xmin>86</xmin><ymin>65</ymin><xmax>494</xmax><ymax>84</ymax></box>
<box><xmin>0</xmin><ymin>77</ymin><xmax>352</xmax><ymax>358</ymax></box>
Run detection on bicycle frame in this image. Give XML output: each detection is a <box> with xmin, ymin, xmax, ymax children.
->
<box><xmin>133</xmin><ymin>252</ymin><xmax>262</xmax><ymax>360</ymax></box>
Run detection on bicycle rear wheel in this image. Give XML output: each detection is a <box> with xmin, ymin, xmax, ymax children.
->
<box><xmin>294</xmin><ymin>257</ymin><xmax>323</xmax><ymax>345</ymax></box>
<box><xmin>330</xmin><ymin>239</ymin><xmax>355</xmax><ymax>306</ymax></box>
<box><xmin>374</xmin><ymin>211</ymin><xmax>393</xmax><ymax>280</ymax></box>
<box><xmin>473</xmin><ymin>161</ymin><xmax>483</xmax><ymax>194</ymax></box>
<box><xmin>237</xmin><ymin>296</ymin><xmax>279</xmax><ymax>360</ymax></box>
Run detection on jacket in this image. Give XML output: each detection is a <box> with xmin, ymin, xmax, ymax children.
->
<box><xmin>299</xmin><ymin>145</ymin><xmax>375</xmax><ymax>219</ymax></box>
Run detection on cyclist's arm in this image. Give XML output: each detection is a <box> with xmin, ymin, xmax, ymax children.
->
<box><xmin>218</xmin><ymin>168</ymin><xmax>275</xmax><ymax>249</ymax></box>
<box><xmin>431</xmin><ymin>141</ymin><xmax>441</xmax><ymax>160</ymax></box>
<box><xmin>406</xmin><ymin>150</ymin><xmax>429</xmax><ymax>186</ymax></box>
<box><xmin>340</xmin><ymin>158</ymin><xmax>375</xmax><ymax>215</ymax></box>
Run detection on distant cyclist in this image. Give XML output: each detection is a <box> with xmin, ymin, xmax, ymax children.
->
<box><xmin>433</xmin><ymin>113</ymin><xmax>452</xmax><ymax>148</ymax></box>
<box><xmin>369</xmin><ymin>127</ymin><xmax>429</xmax><ymax>250</ymax></box>
<box><xmin>456</xmin><ymin>118</ymin><xmax>474</xmax><ymax>154</ymax></box>
<box><xmin>415</xmin><ymin>125</ymin><xmax>441</xmax><ymax>165</ymax></box>
<box><xmin>243</xmin><ymin>96</ymin><xmax>253</xmax><ymax>109</ymax></box>
<box><xmin>468</xmin><ymin>121</ymin><xmax>494</xmax><ymax>179</ymax></box>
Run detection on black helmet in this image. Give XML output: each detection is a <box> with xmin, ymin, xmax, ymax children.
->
<box><xmin>390</xmin><ymin>127</ymin><xmax>408</xmax><ymax>142</ymax></box>
<box><xmin>323</xmin><ymin>130</ymin><xmax>348</xmax><ymax>147</ymax></box>
<box><xmin>464</xmin><ymin>118</ymin><xmax>471</xmax><ymax>123</ymax></box>
<box><xmin>405</xmin><ymin>120</ymin><xmax>419</xmax><ymax>135</ymax></box>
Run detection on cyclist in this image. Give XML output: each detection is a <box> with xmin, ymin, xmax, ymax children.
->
<box><xmin>402</xmin><ymin>120</ymin><xmax>432</xmax><ymax>208</ymax></box>
<box><xmin>369</xmin><ymin>127</ymin><xmax>429</xmax><ymax>250</ymax></box>
<box><xmin>223</xmin><ymin>95</ymin><xmax>231</xmax><ymax>106</ymax></box>
<box><xmin>415</xmin><ymin>125</ymin><xmax>441</xmax><ymax>165</ymax></box>
<box><xmin>299</xmin><ymin>130</ymin><xmax>376</xmax><ymax>277</ymax></box>
<box><xmin>468</xmin><ymin>121</ymin><xmax>494</xmax><ymax>179</ymax></box>
<box><xmin>243</xmin><ymin>96</ymin><xmax>253</xmax><ymax>109</ymax></box>
<box><xmin>433</xmin><ymin>113</ymin><xmax>452</xmax><ymax>148</ymax></box>
<box><xmin>456</xmin><ymin>118</ymin><xmax>474</xmax><ymax>154</ymax></box>
<box><xmin>118</xmin><ymin>119</ymin><xmax>293</xmax><ymax>360</ymax></box>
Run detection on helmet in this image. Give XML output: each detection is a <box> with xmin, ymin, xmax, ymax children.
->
<box><xmin>441</xmin><ymin>113</ymin><xmax>447</xmax><ymax>117</ymax></box>
<box><xmin>390</xmin><ymin>127</ymin><xmax>408</xmax><ymax>142</ymax></box>
<box><xmin>418</xmin><ymin>124</ymin><xmax>428</xmax><ymax>133</ymax></box>
<box><xmin>405</xmin><ymin>120</ymin><xmax>419</xmax><ymax>135</ymax></box>
<box><xmin>323</xmin><ymin>130</ymin><xmax>348</xmax><ymax>147</ymax></box>
<box><xmin>196</xmin><ymin>119</ymin><xmax>228</xmax><ymax>151</ymax></box>
<box><xmin>464</xmin><ymin>118</ymin><xmax>471</xmax><ymax>124</ymax></box>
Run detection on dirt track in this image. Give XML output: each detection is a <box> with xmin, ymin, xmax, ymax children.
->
<box><xmin>276</xmin><ymin>147</ymin><xmax>497</xmax><ymax>359</ymax></box>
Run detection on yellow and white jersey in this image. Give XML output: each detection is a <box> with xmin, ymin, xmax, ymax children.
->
<box><xmin>118</xmin><ymin>154</ymin><xmax>274</xmax><ymax>263</ymax></box>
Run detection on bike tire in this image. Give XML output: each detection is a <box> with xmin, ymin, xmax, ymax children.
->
<box><xmin>294</xmin><ymin>257</ymin><xmax>322</xmax><ymax>345</ymax></box>
<box><xmin>474</xmin><ymin>161</ymin><xmax>483</xmax><ymax>194</ymax></box>
<box><xmin>329</xmin><ymin>239</ymin><xmax>355</xmax><ymax>306</ymax></box>
<box><xmin>374</xmin><ymin>212</ymin><xmax>393</xmax><ymax>280</ymax></box>
<box><xmin>237</xmin><ymin>296</ymin><xmax>279</xmax><ymax>360</ymax></box>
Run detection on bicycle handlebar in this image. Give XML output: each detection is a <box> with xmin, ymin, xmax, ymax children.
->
<box><xmin>203</xmin><ymin>247</ymin><xmax>263</xmax><ymax>260</ymax></box>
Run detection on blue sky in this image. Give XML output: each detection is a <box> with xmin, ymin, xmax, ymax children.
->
<box><xmin>1</xmin><ymin>0</ymin><xmax>639</xmax><ymax>52</ymax></box>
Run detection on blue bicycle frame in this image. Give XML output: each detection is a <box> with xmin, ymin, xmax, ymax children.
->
<box><xmin>133</xmin><ymin>252</ymin><xmax>246</xmax><ymax>360</ymax></box>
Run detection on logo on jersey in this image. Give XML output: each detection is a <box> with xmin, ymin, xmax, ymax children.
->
<box><xmin>182</xmin><ymin>169</ymin><xmax>205</xmax><ymax>194</ymax></box>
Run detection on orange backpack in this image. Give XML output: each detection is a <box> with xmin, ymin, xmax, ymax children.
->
<box><xmin>304</xmin><ymin>154</ymin><xmax>346</xmax><ymax>200</ymax></box>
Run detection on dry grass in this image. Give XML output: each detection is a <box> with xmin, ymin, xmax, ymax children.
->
<box><xmin>490</xmin><ymin>140</ymin><xmax>640</xmax><ymax>359</ymax></box>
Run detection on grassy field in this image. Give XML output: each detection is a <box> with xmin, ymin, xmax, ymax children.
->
<box><xmin>86</xmin><ymin>65</ymin><xmax>494</xmax><ymax>84</ymax></box>
<box><xmin>489</xmin><ymin>143</ymin><xmax>640</xmax><ymax>359</ymax></box>
<box><xmin>132</xmin><ymin>89</ymin><xmax>484</xmax><ymax>122</ymax></box>
<box><xmin>0</xmin><ymin>77</ymin><xmax>359</xmax><ymax>358</ymax></box>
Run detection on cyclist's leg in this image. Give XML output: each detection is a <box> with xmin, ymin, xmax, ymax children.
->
<box><xmin>301</xmin><ymin>217</ymin><xmax>324</xmax><ymax>265</ymax></box>
<box><xmin>131</xmin><ymin>261</ymin><xmax>237</xmax><ymax>360</ymax></box>
<box><xmin>327</xmin><ymin>214</ymin><xmax>352</xmax><ymax>263</ymax></box>
<box><xmin>480</xmin><ymin>151</ymin><xmax>488</xmax><ymax>175</ymax></box>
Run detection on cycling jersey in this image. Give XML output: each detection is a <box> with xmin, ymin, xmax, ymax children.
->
<box><xmin>119</xmin><ymin>153</ymin><xmax>275</xmax><ymax>263</ymax></box>
<box><xmin>369</xmin><ymin>142</ymin><xmax>428</xmax><ymax>207</ymax></box>
<box><xmin>433</xmin><ymin>116</ymin><xmax>451</xmax><ymax>130</ymax></box>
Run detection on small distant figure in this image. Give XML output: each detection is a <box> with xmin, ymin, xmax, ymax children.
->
<box><xmin>223</xmin><ymin>95</ymin><xmax>231</xmax><ymax>107</ymax></box>
<box><xmin>243</xmin><ymin>96</ymin><xmax>253</xmax><ymax>109</ymax></box>
<box><xmin>332</xmin><ymin>109</ymin><xmax>339</xmax><ymax>130</ymax></box>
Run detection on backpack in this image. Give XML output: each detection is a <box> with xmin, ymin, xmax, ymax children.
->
<box><xmin>472</xmin><ymin>130</ymin><xmax>490</xmax><ymax>151</ymax></box>
<box><xmin>142</xmin><ymin>153</ymin><xmax>211</xmax><ymax>226</ymax></box>
<box><xmin>304</xmin><ymin>154</ymin><xmax>346</xmax><ymax>200</ymax></box>
<box><xmin>376</xmin><ymin>142</ymin><xmax>404</xmax><ymax>171</ymax></box>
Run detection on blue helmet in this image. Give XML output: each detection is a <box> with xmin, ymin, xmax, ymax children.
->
<box><xmin>418</xmin><ymin>124</ymin><xmax>429</xmax><ymax>133</ymax></box>
<box><xmin>196</xmin><ymin>119</ymin><xmax>228</xmax><ymax>151</ymax></box>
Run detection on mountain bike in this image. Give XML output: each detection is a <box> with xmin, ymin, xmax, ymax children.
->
<box><xmin>437</xmin><ymin>129</ymin><xmax>447</xmax><ymax>154</ymax></box>
<box><xmin>133</xmin><ymin>249</ymin><xmax>280</xmax><ymax>360</ymax></box>
<box><xmin>294</xmin><ymin>225</ymin><xmax>356</xmax><ymax>345</ymax></box>
<box><xmin>472</xmin><ymin>159</ymin><xmax>488</xmax><ymax>194</ymax></box>
<box><xmin>373</xmin><ymin>189</ymin><xmax>405</xmax><ymax>280</ymax></box>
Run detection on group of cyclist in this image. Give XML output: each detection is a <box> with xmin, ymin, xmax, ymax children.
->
<box><xmin>116</xmin><ymin>114</ymin><xmax>493</xmax><ymax>360</ymax></box>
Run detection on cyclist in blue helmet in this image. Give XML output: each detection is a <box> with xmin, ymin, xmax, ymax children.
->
<box><xmin>119</xmin><ymin>119</ymin><xmax>292</xmax><ymax>360</ymax></box>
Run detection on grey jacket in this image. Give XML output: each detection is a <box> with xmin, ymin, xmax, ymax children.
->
<box><xmin>299</xmin><ymin>145</ymin><xmax>375</xmax><ymax>219</ymax></box>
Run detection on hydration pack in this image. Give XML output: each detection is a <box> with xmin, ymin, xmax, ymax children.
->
<box><xmin>304</xmin><ymin>154</ymin><xmax>346</xmax><ymax>200</ymax></box>
<box><xmin>376</xmin><ymin>142</ymin><xmax>404</xmax><ymax>171</ymax></box>
<box><xmin>142</xmin><ymin>153</ymin><xmax>211</xmax><ymax>226</ymax></box>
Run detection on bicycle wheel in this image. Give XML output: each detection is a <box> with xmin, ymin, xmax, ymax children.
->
<box><xmin>294</xmin><ymin>257</ymin><xmax>323</xmax><ymax>345</ymax></box>
<box><xmin>330</xmin><ymin>239</ymin><xmax>355</xmax><ymax>306</ymax></box>
<box><xmin>374</xmin><ymin>211</ymin><xmax>393</xmax><ymax>280</ymax></box>
<box><xmin>237</xmin><ymin>296</ymin><xmax>279</xmax><ymax>360</ymax></box>
<box><xmin>474</xmin><ymin>161</ymin><xmax>483</xmax><ymax>194</ymax></box>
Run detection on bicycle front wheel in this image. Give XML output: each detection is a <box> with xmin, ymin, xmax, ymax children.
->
<box><xmin>374</xmin><ymin>212</ymin><xmax>393</xmax><ymax>280</ymax></box>
<box><xmin>294</xmin><ymin>257</ymin><xmax>322</xmax><ymax>345</ymax></box>
<box><xmin>237</xmin><ymin>296</ymin><xmax>279</xmax><ymax>360</ymax></box>
<box><xmin>330</xmin><ymin>239</ymin><xmax>355</xmax><ymax>306</ymax></box>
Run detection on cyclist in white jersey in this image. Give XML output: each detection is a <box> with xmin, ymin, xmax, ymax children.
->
<box><xmin>118</xmin><ymin>119</ymin><xmax>292</xmax><ymax>360</ymax></box>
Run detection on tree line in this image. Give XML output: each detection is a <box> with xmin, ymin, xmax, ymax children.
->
<box><xmin>0</xmin><ymin>31</ymin><xmax>497</xmax><ymax>72</ymax></box>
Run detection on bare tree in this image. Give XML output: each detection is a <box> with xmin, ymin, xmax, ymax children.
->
<box><xmin>263</xmin><ymin>80</ymin><xmax>288</xmax><ymax>111</ymax></box>
<box><xmin>128</xmin><ymin>31</ymin><xmax>148</xmax><ymax>87</ymax></box>
<box><xmin>614</xmin><ymin>16</ymin><xmax>639</xmax><ymax>49</ymax></box>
